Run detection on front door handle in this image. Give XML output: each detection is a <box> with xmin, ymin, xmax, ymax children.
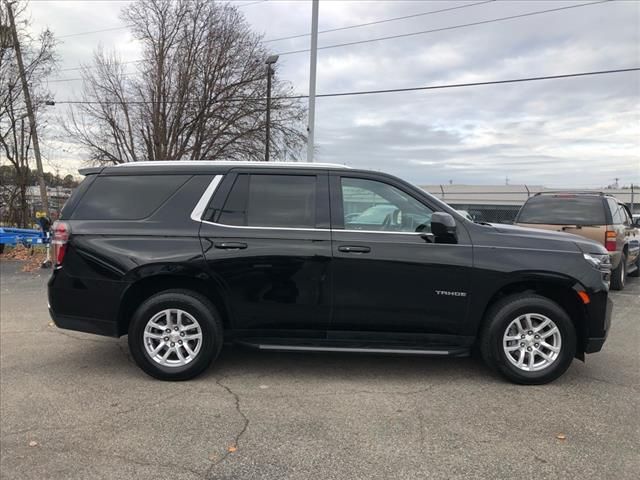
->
<box><xmin>214</xmin><ymin>242</ymin><xmax>247</xmax><ymax>250</ymax></box>
<box><xmin>338</xmin><ymin>245</ymin><xmax>371</xmax><ymax>254</ymax></box>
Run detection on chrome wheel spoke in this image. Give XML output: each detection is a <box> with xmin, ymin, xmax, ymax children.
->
<box><xmin>540</xmin><ymin>341</ymin><xmax>560</xmax><ymax>353</ymax></box>
<box><xmin>175</xmin><ymin>346</ymin><xmax>186</xmax><ymax>362</ymax></box>
<box><xmin>183</xmin><ymin>342</ymin><xmax>195</xmax><ymax>356</ymax></box>
<box><xmin>516</xmin><ymin>350</ymin><xmax>525</xmax><ymax>367</ymax></box>
<box><xmin>534</xmin><ymin>318</ymin><xmax>551</xmax><ymax>332</ymax></box>
<box><xmin>150</xmin><ymin>342</ymin><xmax>165</xmax><ymax>356</ymax></box>
<box><xmin>541</xmin><ymin>327</ymin><xmax>558</xmax><ymax>339</ymax></box>
<box><xmin>183</xmin><ymin>333</ymin><xmax>202</xmax><ymax>341</ymax></box>
<box><xmin>524</xmin><ymin>314</ymin><xmax>533</xmax><ymax>331</ymax></box>
<box><xmin>148</xmin><ymin>321</ymin><xmax>165</xmax><ymax>331</ymax></box>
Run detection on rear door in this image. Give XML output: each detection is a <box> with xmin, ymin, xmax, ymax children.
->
<box><xmin>198</xmin><ymin>169</ymin><xmax>331</xmax><ymax>337</ymax></box>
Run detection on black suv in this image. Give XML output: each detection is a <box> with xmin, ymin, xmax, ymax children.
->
<box><xmin>49</xmin><ymin>162</ymin><xmax>613</xmax><ymax>384</ymax></box>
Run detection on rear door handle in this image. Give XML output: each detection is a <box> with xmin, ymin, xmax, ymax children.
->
<box><xmin>338</xmin><ymin>245</ymin><xmax>371</xmax><ymax>254</ymax></box>
<box><xmin>214</xmin><ymin>242</ymin><xmax>247</xmax><ymax>250</ymax></box>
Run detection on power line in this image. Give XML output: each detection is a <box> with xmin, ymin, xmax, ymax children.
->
<box><xmin>56</xmin><ymin>0</ymin><xmax>268</xmax><ymax>39</ymax></box>
<box><xmin>277</xmin><ymin>0</ymin><xmax>611</xmax><ymax>56</ymax></box>
<box><xmin>55</xmin><ymin>0</ymin><xmax>493</xmax><ymax>73</ymax></box>
<box><xmin>263</xmin><ymin>0</ymin><xmax>494</xmax><ymax>43</ymax></box>
<box><xmin>47</xmin><ymin>67</ymin><xmax>639</xmax><ymax>105</ymax></box>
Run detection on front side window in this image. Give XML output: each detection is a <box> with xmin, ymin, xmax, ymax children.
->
<box><xmin>218</xmin><ymin>174</ymin><xmax>317</xmax><ymax>228</ymax></box>
<box><xmin>341</xmin><ymin>177</ymin><xmax>433</xmax><ymax>233</ymax></box>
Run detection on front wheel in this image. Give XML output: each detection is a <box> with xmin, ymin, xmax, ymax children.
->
<box><xmin>128</xmin><ymin>289</ymin><xmax>223</xmax><ymax>381</ymax></box>
<box><xmin>480</xmin><ymin>294</ymin><xmax>576</xmax><ymax>385</ymax></box>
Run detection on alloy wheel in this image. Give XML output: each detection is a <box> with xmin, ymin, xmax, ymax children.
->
<box><xmin>502</xmin><ymin>313</ymin><xmax>562</xmax><ymax>372</ymax></box>
<box><xmin>143</xmin><ymin>309</ymin><xmax>203</xmax><ymax>367</ymax></box>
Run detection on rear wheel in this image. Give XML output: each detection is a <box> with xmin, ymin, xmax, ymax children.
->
<box><xmin>480</xmin><ymin>294</ymin><xmax>576</xmax><ymax>385</ymax></box>
<box><xmin>611</xmin><ymin>253</ymin><xmax>626</xmax><ymax>290</ymax></box>
<box><xmin>128</xmin><ymin>289</ymin><xmax>223</xmax><ymax>381</ymax></box>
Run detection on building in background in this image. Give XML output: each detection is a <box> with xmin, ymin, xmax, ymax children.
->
<box><xmin>421</xmin><ymin>185</ymin><xmax>639</xmax><ymax>224</ymax></box>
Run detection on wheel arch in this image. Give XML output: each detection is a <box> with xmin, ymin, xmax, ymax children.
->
<box><xmin>117</xmin><ymin>269</ymin><xmax>232</xmax><ymax>336</ymax></box>
<box><xmin>475</xmin><ymin>275</ymin><xmax>589</xmax><ymax>358</ymax></box>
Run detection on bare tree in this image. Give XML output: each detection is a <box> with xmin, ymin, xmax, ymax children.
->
<box><xmin>66</xmin><ymin>0</ymin><xmax>306</xmax><ymax>165</ymax></box>
<box><xmin>0</xmin><ymin>1</ymin><xmax>56</xmax><ymax>226</ymax></box>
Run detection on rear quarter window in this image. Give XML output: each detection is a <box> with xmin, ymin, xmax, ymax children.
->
<box><xmin>517</xmin><ymin>196</ymin><xmax>607</xmax><ymax>225</ymax></box>
<box><xmin>71</xmin><ymin>175</ymin><xmax>190</xmax><ymax>220</ymax></box>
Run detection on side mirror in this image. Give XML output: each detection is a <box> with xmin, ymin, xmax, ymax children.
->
<box><xmin>431</xmin><ymin>212</ymin><xmax>457</xmax><ymax>244</ymax></box>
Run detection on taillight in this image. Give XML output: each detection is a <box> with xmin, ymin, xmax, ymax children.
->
<box><xmin>605</xmin><ymin>230</ymin><xmax>617</xmax><ymax>252</ymax></box>
<box><xmin>52</xmin><ymin>221</ymin><xmax>71</xmax><ymax>266</ymax></box>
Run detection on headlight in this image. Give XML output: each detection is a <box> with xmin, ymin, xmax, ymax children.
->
<box><xmin>583</xmin><ymin>252</ymin><xmax>611</xmax><ymax>286</ymax></box>
<box><xmin>583</xmin><ymin>252</ymin><xmax>610</xmax><ymax>269</ymax></box>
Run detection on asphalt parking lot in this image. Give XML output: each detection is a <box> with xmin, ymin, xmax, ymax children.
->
<box><xmin>0</xmin><ymin>260</ymin><xmax>638</xmax><ymax>480</ymax></box>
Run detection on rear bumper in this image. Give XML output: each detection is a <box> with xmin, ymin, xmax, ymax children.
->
<box><xmin>48</xmin><ymin>268</ymin><xmax>125</xmax><ymax>337</ymax></box>
<box><xmin>49</xmin><ymin>308</ymin><xmax>119</xmax><ymax>337</ymax></box>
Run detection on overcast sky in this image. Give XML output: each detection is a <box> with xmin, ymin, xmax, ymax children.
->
<box><xmin>26</xmin><ymin>0</ymin><xmax>640</xmax><ymax>186</ymax></box>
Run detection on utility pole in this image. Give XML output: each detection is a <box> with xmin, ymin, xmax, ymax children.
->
<box><xmin>6</xmin><ymin>0</ymin><xmax>49</xmax><ymax>215</ymax></box>
<box><xmin>306</xmin><ymin>0</ymin><xmax>319</xmax><ymax>163</ymax></box>
<box><xmin>264</xmin><ymin>55</ymin><xmax>279</xmax><ymax>162</ymax></box>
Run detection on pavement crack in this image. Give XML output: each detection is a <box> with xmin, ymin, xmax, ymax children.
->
<box><xmin>205</xmin><ymin>377</ymin><xmax>250</xmax><ymax>476</ymax></box>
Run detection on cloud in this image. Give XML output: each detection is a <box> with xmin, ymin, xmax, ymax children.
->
<box><xmin>25</xmin><ymin>0</ymin><xmax>640</xmax><ymax>186</ymax></box>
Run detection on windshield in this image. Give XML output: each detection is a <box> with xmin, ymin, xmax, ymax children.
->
<box><xmin>517</xmin><ymin>196</ymin><xmax>606</xmax><ymax>225</ymax></box>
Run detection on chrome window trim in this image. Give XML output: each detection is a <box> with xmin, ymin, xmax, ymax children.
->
<box><xmin>192</xmin><ymin>173</ymin><xmax>432</xmax><ymax>235</ymax></box>
<box><xmin>200</xmin><ymin>218</ymin><xmax>427</xmax><ymax>236</ymax></box>
<box><xmin>190</xmin><ymin>175</ymin><xmax>223</xmax><ymax>222</ymax></box>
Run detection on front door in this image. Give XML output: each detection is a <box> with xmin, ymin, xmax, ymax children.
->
<box><xmin>199</xmin><ymin>170</ymin><xmax>331</xmax><ymax>337</ymax></box>
<box><xmin>329</xmin><ymin>173</ymin><xmax>473</xmax><ymax>339</ymax></box>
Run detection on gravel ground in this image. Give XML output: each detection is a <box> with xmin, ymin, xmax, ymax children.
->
<box><xmin>1</xmin><ymin>260</ymin><xmax>638</xmax><ymax>479</ymax></box>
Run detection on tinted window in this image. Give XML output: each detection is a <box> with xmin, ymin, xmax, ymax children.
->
<box><xmin>607</xmin><ymin>199</ymin><xmax>626</xmax><ymax>225</ymax></box>
<box><xmin>218</xmin><ymin>174</ymin><xmax>317</xmax><ymax>228</ymax></box>
<box><xmin>341</xmin><ymin>177</ymin><xmax>433</xmax><ymax>232</ymax></box>
<box><xmin>72</xmin><ymin>175</ymin><xmax>190</xmax><ymax>220</ymax></box>
<box><xmin>60</xmin><ymin>175</ymin><xmax>95</xmax><ymax>219</ymax></box>
<box><xmin>517</xmin><ymin>196</ymin><xmax>606</xmax><ymax>225</ymax></box>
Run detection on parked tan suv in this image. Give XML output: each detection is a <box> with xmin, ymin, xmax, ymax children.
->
<box><xmin>515</xmin><ymin>192</ymin><xmax>640</xmax><ymax>290</ymax></box>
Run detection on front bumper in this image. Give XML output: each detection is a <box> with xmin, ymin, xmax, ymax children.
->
<box><xmin>584</xmin><ymin>295</ymin><xmax>613</xmax><ymax>353</ymax></box>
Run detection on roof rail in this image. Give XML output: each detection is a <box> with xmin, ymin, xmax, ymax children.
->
<box><xmin>533</xmin><ymin>190</ymin><xmax>608</xmax><ymax>196</ymax></box>
<box><xmin>112</xmin><ymin>160</ymin><xmax>350</xmax><ymax>169</ymax></box>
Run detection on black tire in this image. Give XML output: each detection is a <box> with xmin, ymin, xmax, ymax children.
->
<box><xmin>628</xmin><ymin>252</ymin><xmax>639</xmax><ymax>278</ymax></box>
<box><xmin>610</xmin><ymin>253</ymin><xmax>626</xmax><ymax>290</ymax></box>
<box><xmin>128</xmin><ymin>289</ymin><xmax>223</xmax><ymax>381</ymax></box>
<box><xmin>480</xmin><ymin>294</ymin><xmax>576</xmax><ymax>385</ymax></box>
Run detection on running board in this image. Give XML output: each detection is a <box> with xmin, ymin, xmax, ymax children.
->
<box><xmin>236</xmin><ymin>341</ymin><xmax>469</xmax><ymax>357</ymax></box>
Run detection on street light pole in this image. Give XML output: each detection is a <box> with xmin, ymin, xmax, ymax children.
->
<box><xmin>5</xmin><ymin>0</ymin><xmax>50</xmax><ymax>215</ymax></box>
<box><xmin>264</xmin><ymin>55</ymin><xmax>279</xmax><ymax>162</ymax></box>
<box><xmin>307</xmin><ymin>0</ymin><xmax>319</xmax><ymax>163</ymax></box>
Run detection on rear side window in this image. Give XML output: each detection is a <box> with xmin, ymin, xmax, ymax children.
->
<box><xmin>72</xmin><ymin>175</ymin><xmax>190</xmax><ymax>220</ymax></box>
<box><xmin>607</xmin><ymin>199</ymin><xmax>626</xmax><ymax>225</ymax></box>
<box><xmin>218</xmin><ymin>174</ymin><xmax>317</xmax><ymax>228</ymax></box>
<box><xmin>517</xmin><ymin>196</ymin><xmax>606</xmax><ymax>225</ymax></box>
<box><xmin>60</xmin><ymin>175</ymin><xmax>96</xmax><ymax>219</ymax></box>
